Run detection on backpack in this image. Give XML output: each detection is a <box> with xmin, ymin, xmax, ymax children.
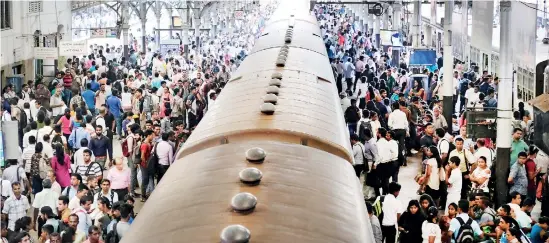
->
<box><xmin>133</xmin><ymin>141</ymin><xmax>142</xmax><ymax>165</ymax></box>
<box><xmin>459</xmin><ymin>81</ymin><xmax>469</xmax><ymax>96</ymax></box>
<box><xmin>121</xmin><ymin>137</ymin><xmax>132</xmax><ymax>157</ymax></box>
<box><xmin>142</xmin><ymin>95</ymin><xmax>153</xmax><ymax>113</ymax></box>
<box><xmin>37</xmin><ymin>154</ymin><xmax>52</xmax><ymax>179</ymax></box>
<box><xmin>455</xmin><ymin>217</ymin><xmax>475</xmax><ymax>243</ymax></box>
<box><xmin>439</xmin><ymin>138</ymin><xmax>456</xmax><ymax>166</ymax></box>
<box><xmin>113</xmin><ymin>80</ymin><xmax>123</xmax><ymax>93</ymax></box>
<box><xmin>372</xmin><ymin>196</ymin><xmax>385</xmax><ymax>223</ymax></box>
<box><xmin>358</xmin><ymin>120</ymin><xmax>373</xmax><ymax>142</ymax></box>
<box><xmin>106</xmin><ymin>222</ymin><xmax>120</xmax><ymax>243</ymax></box>
<box><xmin>16</xmin><ymin>107</ymin><xmax>28</xmax><ymax>130</ymax></box>
<box><xmin>51</xmin><ymin>131</ymin><xmax>64</xmax><ymax>148</ymax></box>
<box><xmin>146</xmin><ymin>144</ymin><xmax>159</xmax><ymax>172</ymax></box>
<box><xmin>72</xmin><ymin>77</ymin><xmax>82</xmax><ymax>94</ymax></box>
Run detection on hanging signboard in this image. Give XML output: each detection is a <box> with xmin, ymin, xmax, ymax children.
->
<box><xmin>159</xmin><ymin>39</ymin><xmax>181</xmax><ymax>56</ymax></box>
<box><xmin>90</xmin><ymin>28</ymin><xmax>118</xmax><ymax>39</ymax></box>
<box><xmin>59</xmin><ymin>40</ymin><xmax>87</xmax><ymax>57</ymax></box>
<box><xmin>235</xmin><ymin>10</ymin><xmax>245</xmax><ymax>20</ymax></box>
<box><xmin>91</xmin><ymin>28</ymin><xmax>106</xmax><ymax>38</ymax></box>
<box><xmin>34</xmin><ymin>47</ymin><xmax>58</xmax><ymax>59</ymax></box>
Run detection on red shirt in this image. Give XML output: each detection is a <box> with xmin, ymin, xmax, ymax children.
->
<box><xmin>525</xmin><ymin>158</ymin><xmax>537</xmax><ymax>191</ymax></box>
<box><xmin>140</xmin><ymin>143</ymin><xmax>152</xmax><ymax>168</ymax></box>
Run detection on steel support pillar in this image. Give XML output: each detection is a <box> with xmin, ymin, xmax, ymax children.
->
<box><xmin>121</xmin><ymin>1</ymin><xmax>130</xmax><ymax>59</ymax></box>
<box><xmin>495</xmin><ymin>0</ymin><xmax>513</xmax><ymax>208</ymax></box>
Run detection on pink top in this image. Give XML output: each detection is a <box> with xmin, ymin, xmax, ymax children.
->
<box><xmin>107</xmin><ymin>167</ymin><xmax>131</xmax><ymax>190</ymax></box>
<box><xmin>51</xmin><ymin>155</ymin><xmax>71</xmax><ymax>187</ymax></box>
<box><xmin>59</xmin><ymin>116</ymin><xmax>72</xmax><ymax>135</ymax></box>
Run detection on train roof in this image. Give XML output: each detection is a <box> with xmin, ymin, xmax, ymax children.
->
<box><xmin>122</xmin><ymin>142</ymin><xmax>372</xmax><ymax>243</ymax></box>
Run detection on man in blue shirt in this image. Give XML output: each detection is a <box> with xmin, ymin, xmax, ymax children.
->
<box><xmin>89</xmin><ymin>75</ymin><xmax>100</xmax><ymax>92</ymax></box>
<box><xmin>82</xmin><ymin>83</ymin><xmax>96</xmax><ymax>115</ymax></box>
<box><xmin>530</xmin><ymin>216</ymin><xmax>549</xmax><ymax>243</ymax></box>
<box><xmin>69</xmin><ymin>122</ymin><xmax>91</xmax><ymax>151</ymax></box>
<box><xmin>106</xmin><ymin>89</ymin><xmax>122</xmax><ymax>136</ymax></box>
<box><xmin>151</xmin><ymin>72</ymin><xmax>162</xmax><ymax>89</ymax></box>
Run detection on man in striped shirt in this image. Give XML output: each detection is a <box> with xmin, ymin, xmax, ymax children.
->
<box><xmin>74</xmin><ymin>149</ymin><xmax>103</xmax><ymax>185</ymax></box>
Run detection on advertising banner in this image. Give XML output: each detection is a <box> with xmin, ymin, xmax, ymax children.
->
<box><xmin>59</xmin><ymin>40</ymin><xmax>87</xmax><ymax>57</ymax></box>
<box><xmin>510</xmin><ymin>1</ymin><xmax>536</xmax><ymax>69</ymax></box>
<box><xmin>159</xmin><ymin>39</ymin><xmax>181</xmax><ymax>56</ymax></box>
<box><xmin>34</xmin><ymin>47</ymin><xmax>58</xmax><ymax>59</ymax></box>
<box><xmin>452</xmin><ymin>5</ymin><xmax>465</xmax><ymax>62</ymax></box>
<box><xmin>471</xmin><ymin>0</ymin><xmax>494</xmax><ymax>53</ymax></box>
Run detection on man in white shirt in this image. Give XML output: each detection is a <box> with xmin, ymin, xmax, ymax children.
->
<box><xmin>50</xmin><ymin>88</ymin><xmax>65</xmax><ymax>118</ymax></box>
<box><xmin>373</xmin><ymin>128</ymin><xmax>399</xmax><ymax>195</ymax></box>
<box><xmin>508</xmin><ymin>192</ymin><xmax>533</xmax><ymax>228</ymax></box>
<box><xmin>22</xmin><ymin>122</ymin><xmax>38</xmax><ymax>149</ymax></box>
<box><xmin>464</xmin><ymin>82</ymin><xmax>480</xmax><ymax>109</ymax></box>
<box><xmin>474</xmin><ymin>139</ymin><xmax>494</xmax><ymax>168</ymax></box>
<box><xmin>36</xmin><ymin>118</ymin><xmax>53</xmax><ymax>144</ymax></box>
<box><xmin>73</xmin><ymin>138</ymin><xmax>95</xmax><ymax>166</ymax></box>
<box><xmin>446</xmin><ymin>156</ymin><xmax>463</xmax><ymax>214</ymax></box>
<box><xmin>387</xmin><ymin>101</ymin><xmax>409</xmax><ymax>160</ymax></box>
<box><xmin>381</xmin><ymin>182</ymin><xmax>402</xmax><ymax>243</ymax></box>
<box><xmin>351</xmin><ymin>134</ymin><xmax>366</xmax><ymax>178</ymax></box>
<box><xmin>32</xmin><ymin>179</ymin><xmax>60</xmax><ymax>219</ymax></box>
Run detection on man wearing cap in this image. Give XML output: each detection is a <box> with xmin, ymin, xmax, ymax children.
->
<box><xmin>32</xmin><ymin>179</ymin><xmax>60</xmax><ymax>221</ymax></box>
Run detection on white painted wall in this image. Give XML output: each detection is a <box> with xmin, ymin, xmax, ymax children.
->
<box><xmin>1</xmin><ymin>0</ymin><xmax>72</xmax><ymax>76</ymax></box>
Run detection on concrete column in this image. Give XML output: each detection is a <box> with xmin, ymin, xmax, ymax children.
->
<box><xmin>425</xmin><ymin>25</ymin><xmax>433</xmax><ymax>48</ymax></box>
<box><xmin>442</xmin><ymin>0</ymin><xmax>454</xmax><ymax>132</ymax></box>
<box><xmin>194</xmin><ymin>18</ymin><xmax>200</xmax><ymax>51</ymax></box>
<box><xmin>383</xmin><ymin>7</ymin><xmax>390</xmax><ymax>29</ymax></box>
<box><xmin>374</xmin><ymin>16</ymin><xmax>381</xmax><ymax>48</ymax></box>
<box><xmin>393</xmin><ymin>4</ymin><xmax>402</xmax><ymax>32</ymax></box>
<box><xmin>368</xmin><ymin>11</ymin><xmax>374</xmax><ymax>35</ymax></box>
<box><xmin>495</xmin><ymin>0</ymin><xmax>513</xmax><ymax>208</ymax></box>
<box><xmin>363</xmin><ymin>4</ymin><xmax>369</xmax><ymax>33</ymax></box>
<box><xmin>462</xmin><ymin>0</ymin><xmax>469</xmax><ymax>63</ymax></box>
<box><xmin>412</xmin><ymin>0</ymin><xmax>421</xmax><ymax>48</ymax></box>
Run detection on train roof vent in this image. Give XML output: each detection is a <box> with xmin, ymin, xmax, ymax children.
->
<box><xmin>271</xmin><ymin>72</ymin><xmax>283</xmax><ymax>79</ymax></box>
<box><xmin>266</xmin><ymin>86</ymin><xmax>280</xmax><ymax>95</ymax></box>
<box><xmin>239</xmin><ymin>168</ymin><xmax>263</xmax><ymax>185</ymax></box>
<box><xmin>231</xmin><ymin>192</ymin><xmax>258</xmax><ymax>213</ymax></box>
<box><xmin>263</xmin><ymin>93</ymin><xmax>278</xmax><ymax>104</ymax></box>
<box><xmin>246</xmin><ymin>147</ymin><xmax>266</xmax><ymax>163</ymax></box>
<box><xmin>220</xmin><ymin>224</ymin><xmax>251</xmax><ymax>243</ymax></box>
<box><xmin>269</xmin><ymin>78</ymin><xmax>281</xmax><ymax>87</ymax></box>
<box><xmin>260</xmin><ymin>102</ymin><xmax>276</xmax><ymax>115</ymax></box>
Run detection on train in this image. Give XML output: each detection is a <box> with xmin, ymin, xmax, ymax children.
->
<box><xmin>121</xmin><ymin>0</ymin><xmax>375</xmax><ymax>242</ymax></box>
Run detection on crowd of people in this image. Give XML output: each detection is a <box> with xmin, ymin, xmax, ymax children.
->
<box><xmin>0</xmin><ymin>3</ymin><xmax>275</xmax><ymax>243</ymax></box>
<box><xmin>316</xmin><ymin>3</ymin><xmax>549</xmax><ymax>243</ymax></box>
